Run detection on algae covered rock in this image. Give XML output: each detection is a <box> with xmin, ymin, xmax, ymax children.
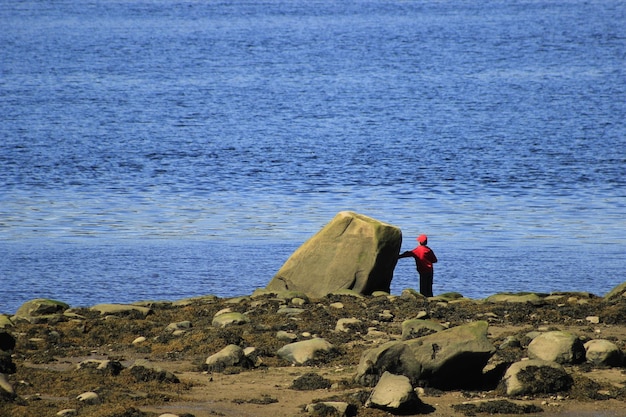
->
<box><xmin>13</xmin><ymin>298</ymin><xmax>69</xmax><ymax>322</ymax></box>
<box><xmin>502</xmin><ymin>359</ymin><xmax>572</xmax><ymax>396</ymax></box>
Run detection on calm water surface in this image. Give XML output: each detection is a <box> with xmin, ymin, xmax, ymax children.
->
<box><xmin>1</xmin><ymin>0</ymin><xmax>625</xmax><ymax>313</ymax></box>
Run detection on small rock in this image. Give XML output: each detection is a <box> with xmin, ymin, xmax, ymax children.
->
<box><xmin>205</xmin><ymin>344</ymin><xmax>253</xmax><ymax>371</ymax></box>
<box><xmin>76</xmin><ymin>391</ymin><xmax>100</xmax><ymax>404</ymax></box>
<box><xmin>329</xmin><ymin>302</ymin><xmax>344</xmax><ymax>309</ymax></box>
<box><xmin>0</xmin><ymin>373</ymin><xmax>15</xmax><ymax>399</ymax></box>
<box><xmin>499</xmin><ymin>336</ymin><xmax>522</xmax><ymax>349</ymax></box>
<box><xmin>214</xmin><ymin>307</ymin><xmax>232</xmax><ymax>317</ymax></box>
<box><xmin>90</xmin><ymin>303</ymin><xmax>152</xmax><ymax>318</ymax></box>
<box><xmin>365</xmin><ymin>371</ymin><xmax>421</xmax><ymax>411</ymax></box>
<box><xmin>76</xmin><ymin>359</ymin><xmax>123</xmax><ymax>375</ymax></box>
<box><xmin>291</xmin><ymin>372</ymin><xmax>332</xmax><ymax>390</ymax></box>
<box><xmin>291</xmin><ymin>297</ymin><xmax>307</xmax><ymax>306</ymax></box>
<box><xmin>130</xmin><ymin>360</ymin><xmax>179</xmax><ymax>383</ymax></box>
<box><xmin>335</xmin><ymin>318</ymin><xmax>362</xmax><ymax>333</ymax></box>
<box><xmin>378</xmin><ymin>310</ymin><xmax>394</xmax><ymax>322</ymax></box>
<box><xmin>585</xmin><ymin>316</ymin><xmax>600</xmax><ymax>324</ymax></box>
<box><xmin>276</xmin><ymin>307</ymin><xmax>305</xmax><ymax>316</ymax></box>
<box><xmin>212</xmin><ymin>312</ymin><xmax>249</xmax><ymax>327</ymax></box>
<box><xmin>165</xmin><ymin>321</ymin><xmax>192</xmax><ymax>332</ymax></box>
<box><xmin>132</xmin><ymin>336</ymin><xmax>146</xmax><ymax>345</ymax></box>
<box><xmin>527</xmin><ymin>331</ymin><xmax>585</xmax><ymax>364</ymax></box>
<box><xmin>584</xmin><ymin>339</ymin><xmax>624</xmax><ymax>367</ymax></box>
<box><xmin>0</xmin><ymin>315</ymin><xmax>14</xmax><ymax>329</ymax></box>
<box><xmin>276</xmin><ymin>330</ymin><xmax>298</xmax><ymax>342</ymax></box>
<box><xmin>56</xmin><ymin>409</ymin><xmax>78</xmax><ymax>417</ymax></box>
<box><xmin>415</xmin><ymin>311</ymin><xmax>428</xmax><ymax>319</ymax></box>
<box><xmin>277</xmin><ymin>338</ymin><xmax>336</xmax><ymax>365</ymax></box>
<box><xmin>306</xmin><ymin>401</ymin><xmax>352</xmax><ymax>416</ymax></box>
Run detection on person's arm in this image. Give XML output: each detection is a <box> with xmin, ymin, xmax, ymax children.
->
<box><xmin>398</xmin><ymin>251</ymin><xmax>414</xmax><ymax>259</ymax></box>
<box><xmin>429</xmin><ymin>250</ymin><xmax>438</xmax><ymax>263</ymax></box>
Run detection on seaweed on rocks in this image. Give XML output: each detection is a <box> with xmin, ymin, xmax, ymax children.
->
<box><xmin>452</xmin><ymin>399</ymin><xmax>543</xmax><ymax>416</ymax></box>
<box><xmin>291</xmin><ymin>372</ymin><xmax>332</xmax><ymax>390</ymax></box>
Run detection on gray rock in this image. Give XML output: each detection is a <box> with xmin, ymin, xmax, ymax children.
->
<box><xmin>502</xmin><ymin>359</ymin><xmax>573</xmax><ymax>396</ymax></box>
<box><xmin>56</xmin><ymin>409</ymin><xmax>78</xmax><ymax>417</ymax></box>
<box><xmin>584</xmin><ymin>339</ymin><xmax>623</xmax><ymax>367</ymax></box>
<box><xmin>527</xmin><ymin>331</ymin><xmax>585</xmax><ymax>364</ymax></box>
<box><xmin>401</xmin><ymin>319</ymin><xmax>445</xmax><ymax>340</ymax></box>
<box><xmin>205</xmin><ymin>344</ymin><xmax>253</xmax><ymax>371</ymax></box>
<box><xmin>365</xmin><ymin>372</ymin><xmax>421</xmax><ymax>412</ymax></box>
<box><xmin>404</xmin><ymin>321</ymin><xmax>496</xmax><ymax>389</ymax></box>
<box><xmin>277</xmin><ymin>338</ymin><xmax>336</xmax><ymax>365</ymax></box>
<box><xmin>355</xmin><ymin>341</ymin><xmax>423</xmax><ymax>387</ymax></box>
<box><xmin>266</xmin><ymin>211</ymin><xmax>402</xmax><ymax>298</ymax></box>
<box><xmin>211</xmin><ymin>311</ymin><xmax>249</xmax><ymax>327</ymax></box>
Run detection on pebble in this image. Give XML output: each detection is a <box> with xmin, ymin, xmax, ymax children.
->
<box><xmin>76</xmin><ymin>391</ymin><xmax>100</xmax><ymax>404</ymax></box>
<box><xmin>132</xmin><ymin>336</ymin><xmax>146</xmax><ymax>344</ymax></box>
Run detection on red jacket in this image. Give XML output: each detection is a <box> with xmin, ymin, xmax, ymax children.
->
<box><xmin>402</xmin><ymin>245</ymin><xmax>438</xmax><ymax>274</ymax></box>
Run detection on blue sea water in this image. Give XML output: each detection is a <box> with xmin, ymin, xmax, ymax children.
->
<box><xmin>1</xmin><ymin>0</ymin><xmax>625</xmax><ymax>314</ymax></box>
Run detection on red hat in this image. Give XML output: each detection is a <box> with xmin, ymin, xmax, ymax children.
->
<box><xmin>417</xmin><ymin>235</ymin><xmax>428</xmax><ymax>244</ymax></box>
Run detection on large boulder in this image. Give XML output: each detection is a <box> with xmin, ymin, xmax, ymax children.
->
<box><xmin>404</xmin><ymin>321</ymin><xmax>496</xmax><ymax>389</ymax></box>
<box><xmin>527</xmin><ymin>331</ymin><xmax>585</xmax><ymax>364</ymax></box>
<box><xmin>266</xmin><ymin>211</ymin><xmax>402</xmax><ymax>298</ymax></box>
<box><xmin>13</xmin><ymin>298</ymin><xmax>69</xmax><ymax>323</ymax></box>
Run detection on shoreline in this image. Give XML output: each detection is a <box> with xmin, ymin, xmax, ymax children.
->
<box><xmin>2</xmin><ymin>286</ymin><xmax>626</xmax><ymax>417</ymax></box>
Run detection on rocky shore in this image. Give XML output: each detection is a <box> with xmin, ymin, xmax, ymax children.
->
<box><xmin>2</xmin><ymin>283</ymin><xmax>626</xmax><ymax>417</ymax></box>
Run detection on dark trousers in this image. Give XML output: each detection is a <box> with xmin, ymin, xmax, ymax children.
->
<box><xmin>419</xmin><ymin>271</ymin><xmax>433</xmax><ymax>297</ymax></box>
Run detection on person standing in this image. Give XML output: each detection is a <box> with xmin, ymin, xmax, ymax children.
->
<box><xmin>398</xmin><ymin>234</ymin><xmax>438</xmax><ymax>297</ymax></box>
